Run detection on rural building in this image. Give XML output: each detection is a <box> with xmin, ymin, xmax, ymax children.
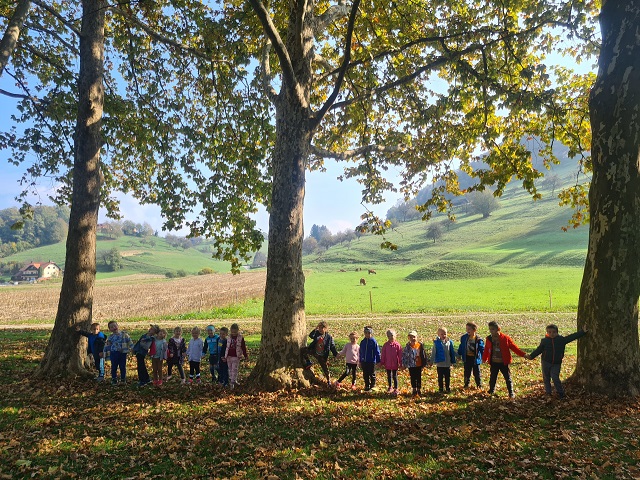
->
<box><xmin>12</xmin><ymin>261</ymin><xmax>62</xmax><ymax>282</ymax></box>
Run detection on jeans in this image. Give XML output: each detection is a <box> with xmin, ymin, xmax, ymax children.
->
<box><xmin>110</xmin><ymin>351</ymin><xmax>127</xmax><ymax>381</ymax></box>
<box><xmin>463</xmin><ymin>355</ymin><xmax>482</xmax><ymax>387</ymax></box>
<box><xmin>489</xmin><ymin>362</ymin><xmax>513</xmax><ymax>395</ymax></box>
<box><xmin>542</xmin><ymin>360</ymin><xmax>564</xmax><ymax>397</ymax></box>
<box><xmin>218</xmin><ymin>361</ymin><xmax>229</xmax><ymax>386</ymax></box>
<box><xmin>136</xmin><ymin>353</ymin><xmax>150</xmax><ymax>384</ymax></box>
<box><xmin>437</xmin><ymin>366</ymin><xmax>451</xmax><ymax>391</ymax></box>
<box><xmin>361</xmin><ymin>361</ymin><xmax>376</xmax><ymax>389</ymax></box>
<box><xmin>337</xmin><ymin>363</ymin><xmax>357</xmax><ymax>385</ymax></box>
<box><xmin>208</xmin><ymin>354</ymin><xmax>219</xmax><ymax>382</ymax></box>
<box><xmin>408</xmin><ymin>366</ymin><xmax>423</xmax><ymax>392</ymax></box>
<box><xmin>92</xmin><ymin>352</ymin><xmax>105</xmax><ymax>377</ymax></box>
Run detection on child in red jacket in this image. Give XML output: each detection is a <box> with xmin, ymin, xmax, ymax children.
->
<box><xmin>482</xmin><ymin>321</ymin><xmax>526</xmax><ymax>398</ymax></box>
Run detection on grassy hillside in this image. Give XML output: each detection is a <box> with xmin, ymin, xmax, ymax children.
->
<box><xmin>2</xmin><ymin>235</ymin><xmax>235</xmax><ymax>279</ymax></box>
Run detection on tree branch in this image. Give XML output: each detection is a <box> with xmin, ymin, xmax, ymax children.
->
<box><xmin>31</xmin><ymin>0</ymin><xmax>81</xmax><ymax>37</ymax></box>
<box><xmin>110</xmin><ymin>6</ymin><xmax>222</xmax><ymax>63</ymax></box>
<box><xmin>0</xmin><ymin>0</ymin><xmax>31</xmax><ymax>77</ymax></box>
<box><xmin>311</xmin><ymin>0</ymin><xmax>360</xmax><ymax>129</ymax></box>
<box><xmin>247</xmin><ymin>0</ymin><xmax>296</xmax><ymax>90</ymax></box>
<box><xmin>314</xmin><ymin>2</ymin><xmax>349</xmax><ymax>35</ymax></box>
<box><xmin>260</xmin><ymin>41</ymin><xmax>278</xmax><ymax>103</ymax></box>
<box><xmin>310</xmin><ymin>142</ymin><xmax>404</xmax><ymax>160</ymax></box>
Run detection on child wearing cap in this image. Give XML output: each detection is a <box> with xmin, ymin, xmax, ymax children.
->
<box><xmin>359</xmin><ymin>326</ymin><xmax>381</xmax><ymax>392</ymax></box>
<box><xmin>203</xmin><ymin>325</ymin><xmax>221</xmax><ymax>383</ymax></box>
<box><xmin>335</xmin><ymin>331</ymin><xmax>360</xmax><ymax>390</ymax></box>
<box><xmin>133</xmin><ymin>324</ymin><xmax>158</xmax><ymax>387</ymax></box>
<box><xmin>402</xmin><ymin>330</ymin><xmax>428</xmax><ymax>397</ymax></box>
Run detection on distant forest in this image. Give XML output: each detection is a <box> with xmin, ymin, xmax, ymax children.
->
<box><xmin>0</xmin><ymin>206</ymin><xmax>70</xmax><ymax>257</ymax></box>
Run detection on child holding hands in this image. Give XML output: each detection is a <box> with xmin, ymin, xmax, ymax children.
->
<box><xmin>335</xmin><ymin>331</ymin><xmax>359</xmax><ymax>390</ymax></box>
<box><xmin>224</xmin><ymin>323</ymin><xmax>248</xmax><ymax>388</ymax></box>
<box><xmin>380</xmin><ymin>329</ymin><xmax>403</xmax><ymax>395</ymax></box>
<box><xmin>482</xmin><ymin>321</ymin><xmax>526</xmax><ymax>398</ymax></box>
<box><xmin>526</xmin><ymin>324</ymin><xmax>586</xmax><ymax>399</ymax></box>
<box><xmin>167</xmin><ymin>326</ymin><xmax>187</xmax><ymax>384</ymax></box>
<box><xmin>458</xmin><ymin>322</ymin><xmax>484</xmax><ymax>388</ymax></box>
<box><xmin>431</xmin><ymin>327</ymin><xmax>456</xmax><ymax>394</ymax></box>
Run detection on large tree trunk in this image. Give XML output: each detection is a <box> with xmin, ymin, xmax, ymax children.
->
<box><xmin>36</xmin><ymin>0</ymin><xmax>105</xmax><ymax>378</ymax></box>
<box><xmin>248</xmin><ymin>92</ymin><xmax>313</xmax><ymax>390</ymax></box>
<box><xmin>0</xmin><ymin>0</ymin><xmax>31</xmax><ymax>77</ymax></box>
<box><xmin>248</xmin><ymin>1</ymin><xmax>315</xmax><ymax>390</ymax></box>
<box><xmin>573</xmin><ymin>0</ymin><xmax>640</xmax><ymax>395</ymax></box>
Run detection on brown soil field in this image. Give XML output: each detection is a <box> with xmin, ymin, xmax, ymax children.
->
<box><xmin>0</xmin><ymin>271</ymin><xmax>266</xmax><ymax>324</ymax></box>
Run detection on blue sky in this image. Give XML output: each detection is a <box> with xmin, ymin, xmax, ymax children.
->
<box><xmin>0</xmin><ymin>80</ymin><xmax>402</xmax><ymax>237</ymax></box>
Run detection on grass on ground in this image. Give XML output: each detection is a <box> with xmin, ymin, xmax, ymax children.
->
<box><xmin>1</xmin><ymin>316</ymin><xmax>639</xmax><ymax>479</ymax></box>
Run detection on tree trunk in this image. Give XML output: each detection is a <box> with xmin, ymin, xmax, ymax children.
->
<box><xmin>36</xmin><ymin>0</ymin><xmax>105</xmax><ymax>379</ymax></box>
<box><xmin>0</xmin><ymin>0</ymin><xmax>30</xmax><ymax>77</ymax></box>
<box><xmin>573</xmin><ymin>0</ymin><xmax>640</xmax><ymax>395</ymax></box>
<box><xmin>248</xmin><ymin>92</ymin><xmax>312</xmax><ymax>390</ymax></box>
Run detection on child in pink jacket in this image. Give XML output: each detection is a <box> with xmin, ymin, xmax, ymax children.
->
<box><xmin>335</xmin><ymin>331</ymin><xmax>360</xmax><ymax>390</ymax></box>
<box><xmin>380</xmin><ymin>329</ymin><xmax>403</xmax><ymax>395</ymax></box>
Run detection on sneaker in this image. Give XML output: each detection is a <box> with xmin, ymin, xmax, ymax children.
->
<box><xmin>351</xmin><ymin>384</ymin><xmax>357</xmax><ymax>390</ymax></box>
<box><xmin>303</xmin><ymin>361</ymin><xmax>313</xmax><ymax>370</ymax></box>
<box><xmin>509</xmin><ymin>392</ymin><xmax>516</xmax><ymax>398</ymax></box>
<box><xmin>445</xmin><ymin>389</ymin><xmax>451</xmax><ymax>394</ymax></box>
<box><xmin>392</xmin><ymin>389</ymin><xmax>399</xmax><ymax>396</ymax></box>
<box><xmin>111</xmin><ymin>378</ymin><xmax>118</xmax><ymax>386</ymax></box>
<box><xmin>188</xmin><ymin>378</ymin><xmax>193</xmax><ymax>384</ymax></box>
<box><xmin>181</xmin><ymin>379</ymin><xmax>186</xmax><ymax>385</ymax></box>
<box><xmin>96</xmin><ymin>376</ymin><xmax>104</xmax><ymax>382</ymax></box>
<box><xmin>165</xmin><ymin>375</ymin><xmax>172</xmax><ymax>381</ymax></box>
<box><xmin>387</xmin><ymin>387</ymin><xmax>394</xmax><ymax>394</ymax></box>
<box><xmin>196</xmin><ymin>377</ymin><xmax>201</xmax><ymax>384</ymax></box>
<box><xmin>334</xmin><ymin>381</ymin><xmax>342</xmax><ymax>389</ymax></box>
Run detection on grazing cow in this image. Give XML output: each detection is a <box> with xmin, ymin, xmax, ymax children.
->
<box><xmin>339</xmin><ymin>269</ymin><xmax>346</xmax><ymax>272</ymax></box>
<box><xmin>355</xmin><ymin>267</ymin><xmax>362</xmax><ymax>272</ymax></box>
<box><xmin>359</xmin><ymin>278</ymin><xmax>366</xmax><ymax>286</ymax></box>
<box><xmin>368</xmin><ymin>269</ymin><xmax>376</xmax><ymax>275</ymax></box>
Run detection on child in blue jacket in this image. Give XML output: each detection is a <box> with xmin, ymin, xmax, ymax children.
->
<box><xmin>359</xmin><ymin>326</ymin><xmax>381</xmax><ymax>392</ymax></box>
<box><xmin>431</xmin><ymin>327</ymin><xmax>456</xmax><ymax>393</ymax></box>
<box><xmin>77</xmin><ymin>322</ymin><xmax>106</xmax><ymax>381</ymax></box>
<box><xmin>458</xmin><ymin>322</ymin><xmax>484</xmax><ymax>389</ymax></box>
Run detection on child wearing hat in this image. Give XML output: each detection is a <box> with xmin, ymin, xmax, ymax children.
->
<box><xmin>359</xmin><ymin>326</ymin><xmax>381</xmax><ymax>392</ymax></box>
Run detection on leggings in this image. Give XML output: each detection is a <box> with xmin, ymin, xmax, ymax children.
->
<box><xmin>386</xmin><ymin>369</ymin><xmax>398</xmax><ymax>389</ymax></box>
<box><xmin>110</xmin><ymin>351</ymin><xmax>127</xmax><ymax>381</ymax></box>
<box><xmin>152</xmin><ymin>357</ymin><xmax>163</xmax><ymax>382</ymax></box>
<box><xmin>227</xmin><ymin>357</ymin><xmax>240</xmax><ymax>385</ymax></box>
<box><xmin>167</xmin><ymin>361</ymin><xmax>185</xmax><ymax>379</ymax></box>
<box><xmin>337</xmin><ymin>363</ymin><xmax>357</xmax><ymax>385</ymax></box>
<box><xmin>189</xmin><ymin>361</ymin><xmax>201</xmax><ymax>379</ymax></box>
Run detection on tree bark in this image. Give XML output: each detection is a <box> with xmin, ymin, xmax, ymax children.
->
<box><xmin>0</xmin><ymin>0</ymin><xmax>31</xmax><ymax>77</ymax></box>
<box><xmin>36</xmin><ymin>0</ymin><xmax>105</xmax><ymax>378</ymax></box>
<box><xmin>573</xmin><ymin>0</ymin><xmax>640</xmax><ymax>395</ymax></box>
<box><xmin>248</xmin><ymin>0</ymin><xmax>315</xmax><ymax>390</ymax></box>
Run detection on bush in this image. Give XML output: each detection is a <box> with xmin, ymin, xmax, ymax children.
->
<box><xmin>198</xmin><ymin>267</ymin><xmax>215</xmax><ymax>275</ymax></box>
<box><xmin>165</xmin><ymin>272</ymin><xmax>176</xmax><ymax>278</ymax></box>
<box><xmin>405</xmin><ymin>260</ymin><xmax>503</xmax><ymax>281</ymax></box>
<box><xmin>176</xmin><ymin>269</ymin><xmax>188</xmax><ymax>277</ymax></box>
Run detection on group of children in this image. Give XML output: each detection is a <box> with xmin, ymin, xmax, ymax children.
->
<box><xmin>302</xmin><ymin>320</ymin><xmax>586</xmax><ymax>398</ymax></box>
<box><xmin>79</xmin><ymin>321</ymin><xmax>248</xmax><ymax>388</ymax></box>
<box><xmin>80</xmin><ymin>318</ymin><xmax>586</xmax><ymax>399</ymax></box>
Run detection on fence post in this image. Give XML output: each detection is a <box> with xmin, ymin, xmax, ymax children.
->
<box><xmin>549</xmin><ymin>290</ymin><xmax>552</xmax><ymax>309</ymax></box>
<box><xmin>369</xmin><ymin>291</ymin><xmax>373</xmax><ymax>313</ymax></box>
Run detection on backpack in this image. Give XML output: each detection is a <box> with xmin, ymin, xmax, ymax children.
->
<box><xmin>149</xmin><ymin>341</ymin><xmax>156</xmax><ymax>356</ymax></box>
